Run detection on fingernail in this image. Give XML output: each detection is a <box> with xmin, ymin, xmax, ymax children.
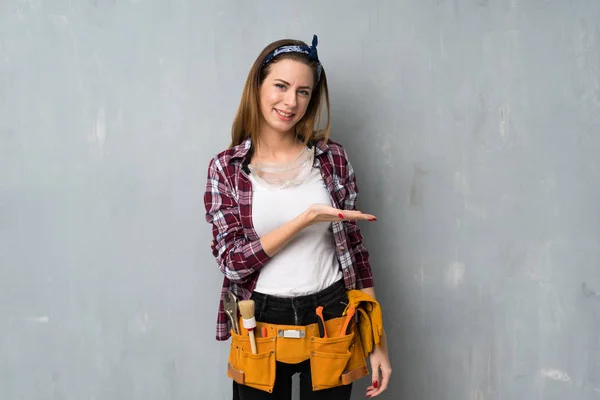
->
<box><xmin>338</xmin><ymin>213</ymin><xmax>344</xmax><ymax>219</ymax></box>
<box><xmin>369</xmin><ymin>218</ymin><xmax>377</xmax><ymax>222</ymax></box>
<box><xmin>373</xmin><ymin>381</ymin><xmax>379</xmax><ymax>388</ymax></box>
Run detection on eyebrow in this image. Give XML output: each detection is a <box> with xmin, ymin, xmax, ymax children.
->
<box><xmin>274</xmin><ymin>79</ymin><xmax>312</xmax><ymax>90</ymax></box>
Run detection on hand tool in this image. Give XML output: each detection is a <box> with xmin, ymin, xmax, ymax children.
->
<box><xmin>339</xmin><ymin>305</ymin><xmax>356</xmax><ymax>336</ymax></box>
<box><xmin>223</xmin><ymin>291</ymin><xmax>240</xmax><ymax>335</ymax></box>
<box><xmin>238</xmin><ymin>299</ymin><xmax>258</xmax><ymax>354</ymax></box>
<box><xmin>315</xmin><ymin>306</ymin><xmax>328</xmax><ymax>338</ymax></box>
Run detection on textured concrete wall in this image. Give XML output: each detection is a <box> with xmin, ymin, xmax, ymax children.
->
<box><xmin>1</xmin><ymin>1</ymin><xmax>599</xmax><ymax>399</ymax></box>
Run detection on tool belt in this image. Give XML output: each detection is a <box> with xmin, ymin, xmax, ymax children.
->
<box><xmin>226</xmin><ymin>289</ymin><xmax>383</xmax><ymax>393</ymax></box>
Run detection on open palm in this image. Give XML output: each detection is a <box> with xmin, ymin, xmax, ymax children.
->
<box><xmin>306</xmin><ymin>203</ymin><xmax>377</xmax><ymax>225</ymax></box>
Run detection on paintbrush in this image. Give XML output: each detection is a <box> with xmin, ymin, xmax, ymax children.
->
<box><xmin>238</xmin><ymin>299</ymin><xmax>257</xmax><ymax>354</ymax></box>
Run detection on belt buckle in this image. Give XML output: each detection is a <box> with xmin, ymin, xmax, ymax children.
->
<box><xmin>277</xmin><ymin>329</ymin><xmax>305</xmax><ymax>339</ymax></box>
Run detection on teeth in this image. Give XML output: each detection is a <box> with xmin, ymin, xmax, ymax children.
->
<box><xmin>276</xmin><ymin>109</ymin><xmax>293</xmax><ymax>117</ymax></box>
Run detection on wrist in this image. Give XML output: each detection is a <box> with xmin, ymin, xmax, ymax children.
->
<box><xmin>298</xmin><ymin>209</ymin><xmax>314</xmax><ymax>227</ymax></box>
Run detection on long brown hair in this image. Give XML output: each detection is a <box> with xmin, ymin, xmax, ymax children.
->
<box><xmin>229</xmin><ymin>38</ymin><xmax>331</xmax><ymax>148</ymax></box>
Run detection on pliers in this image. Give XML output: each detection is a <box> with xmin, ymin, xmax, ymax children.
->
<box><xmin>315</xmin><ymin>306</ymin><xmax>328</xmax><ymax>338</ymax></box>
<box><xmin>223</xmin><ymin>291</ymin><xmax>240</xmax><ymax>335</ymax></box>
<box><xmin>339</xmin><ymin>305</ymin><xmax>356</xmax><ymax>336</ymax></box>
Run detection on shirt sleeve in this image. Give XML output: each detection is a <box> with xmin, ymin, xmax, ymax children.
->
<box><xmin>341</xmin><ymin>148</ymin><xmax>374</xmax><ymax>289</ymax></box>
<box><xmin>204</xmin><ymin>157</ymin><xmax>271</xmax><ymax>283</ymax></box>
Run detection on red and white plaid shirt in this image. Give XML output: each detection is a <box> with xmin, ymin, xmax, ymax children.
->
<box><xmin>204</xmin><ymin>137</ymin><xmax>374</xmax><ymax>341</ymax></box>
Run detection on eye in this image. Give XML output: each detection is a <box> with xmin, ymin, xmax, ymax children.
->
<box><xmin>299</xmin><ymin>90</ymin><xmax>311</xmax><ymax>96</ymax></box>
<box><xmin>275</xmin><ymin>83</ymin><xmax>286</xmax><ymax>89</ymax></box>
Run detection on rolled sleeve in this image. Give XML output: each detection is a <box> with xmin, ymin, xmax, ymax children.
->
<box><xmin>204</xmin><ymin>158</ymin><xmax>271</xmax><ymax>283</ymax></box>
<box><xmin>341</xmin><ymin>148</ymin><xmax>374</xmax><ymax>289</ymax></box>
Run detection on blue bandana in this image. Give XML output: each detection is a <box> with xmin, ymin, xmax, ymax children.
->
<box><xmin>262</xmin><ymin>34</ymin><xmax>323</xmax><ymax>82</ymax></box>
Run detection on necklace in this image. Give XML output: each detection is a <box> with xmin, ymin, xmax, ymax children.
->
<box><xmin>248</xmin><ymin>145</ymin><xmax>315</xmax><ymax>190</ymax></box>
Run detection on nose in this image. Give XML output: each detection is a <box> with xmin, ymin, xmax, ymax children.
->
<box><xmin>284</xmin><ymin>90</ymin><xmax>297</xmax><ymax>108</ymax></box>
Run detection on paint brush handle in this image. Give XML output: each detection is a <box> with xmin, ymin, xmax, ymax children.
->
<box><xmin>248</xmin><ymin>330</ymin><xmax>257</xmax><ymax>354</ymax></box>
<box><xmin>242</xmin><ymin>316</ymin><xmax>258</xmax><ymax>354</ymax></box>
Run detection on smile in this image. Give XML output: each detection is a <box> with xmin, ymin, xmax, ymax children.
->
<box><xmin>274</xmin><ymin>108</ymin><xmax>294</xmax><ymax>118</ymax></box>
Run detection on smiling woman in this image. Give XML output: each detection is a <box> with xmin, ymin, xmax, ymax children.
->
<box><xmin>230</xmin><ymin>36</ymin><xmax>330</xmax><ymax>154</ymax></box>
<box><xmin>204</xmin><ymin>35</ymin><xmax>391</xmax><ymax>400</ymax></box>
<box><xmin>257</xmin><ymin>60</ymin><xmax>315</xmax><ymax>146</ymax></box>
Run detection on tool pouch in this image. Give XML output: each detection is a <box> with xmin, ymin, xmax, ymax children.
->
<box><xmin>345</xmin><ymin>289</ymin><xmax>385</xmax><ymax>358</ymax></box>
<box><xmin>227</xmin><ymin>315</ymin><xmax>369</xmax><ymax>393</ymax></box>
<box><xmin>227</xmin><ymin>328</ymin><xmax>277</xmax><ymax>393</ymax></box>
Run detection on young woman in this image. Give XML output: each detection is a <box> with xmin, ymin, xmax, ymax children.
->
<box><xmin>204</xmin><ymin>35</ymin><xmax>391</xmax><ymax>399</ymax></box>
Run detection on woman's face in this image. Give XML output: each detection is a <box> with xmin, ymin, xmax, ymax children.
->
<box><xmin>259</xmin><ymin>59</ymin><xmax>314</xmax><ymax>137</ymax></box>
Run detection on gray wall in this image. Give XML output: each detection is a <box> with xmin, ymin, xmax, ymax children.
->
<box><xmin>1</xmin><ymin>1</ymin><xmax>599</xmax><ymax>399</ymax></box>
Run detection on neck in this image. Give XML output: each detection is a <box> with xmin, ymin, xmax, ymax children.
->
<box><xmin>254</xmin><ymin>126</ymin><xmax>302</xmax><ymax>163</ymax></box>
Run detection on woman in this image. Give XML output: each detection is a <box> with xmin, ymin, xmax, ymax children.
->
<box><xmin>204</xmin><ymin>35</ymin><xmax>391</xmax><ymax>399</ymax></box>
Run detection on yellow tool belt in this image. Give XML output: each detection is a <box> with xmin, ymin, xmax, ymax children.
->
<box><xmin>227</xmin><ymin>289</ymin><xmax>383</xmax><ymax>393</ymax></box>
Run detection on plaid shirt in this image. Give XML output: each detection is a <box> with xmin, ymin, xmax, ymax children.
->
<box><xmin>203</xmin><ymin>137</ymin><xmax>374</xmax><ymax>341</ymax></box>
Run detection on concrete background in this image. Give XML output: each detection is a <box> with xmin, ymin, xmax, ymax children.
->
<box><xmin>1</xmin><ymin>0</ymin><xmax>600</xmax><ymax>399</ymax></box>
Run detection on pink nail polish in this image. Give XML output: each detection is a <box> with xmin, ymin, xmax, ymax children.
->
<box><xmin>338</xmin><ymin>213</ymin><xmax>344</xmax><ymax>219</ymax></box>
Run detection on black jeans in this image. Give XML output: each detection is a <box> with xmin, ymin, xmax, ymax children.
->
<box><xmin>233</xmin><ymin>280</ymin><xmax>353</xmax><ymax>400</ymax></box>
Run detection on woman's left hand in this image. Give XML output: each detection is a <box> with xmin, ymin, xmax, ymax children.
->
<box><xmin>365</xmin><ymin>334</ymin><xmax>392</xmax><ymax>398</ymax></box>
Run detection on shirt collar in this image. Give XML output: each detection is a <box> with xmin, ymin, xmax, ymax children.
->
<box><xmin>231</xmin><ymin>135</ymin><xmax>330</xmax><ymax>162</ymax></box>
<box><xmin>231</xmin><ymin>137</ymin><xmax>252</xmax><ymax>160</ymax></box>
<box><xmin>313</xmin><ymin>136</ymin><xmax>329</xmax><ymax>157</ymax></box>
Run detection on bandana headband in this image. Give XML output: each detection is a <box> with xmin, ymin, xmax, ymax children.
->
<box><xmin>262</xmin><ymin>34</ymin><xmax>323</xmax><ymax>82</ymax></box>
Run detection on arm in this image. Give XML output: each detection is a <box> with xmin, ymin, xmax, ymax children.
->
<box><xmin>204</xmin><ymin>159</ymin><xmax>265</xmax><ymax>283</ymax></box>
<box><xmin>261</xmin><ymin>205</ymin><xmax>374</xmax><ymax>256</ymax></box>
<box><xmin>338</xmin><ymin>148</ymin><xmax>387</xmax><ymax>347</ymax></box>
<box><xmin>204</xmin><ymin>157</ymin><xmax>300</xmax><ymax>283</ymax></box>
<box><xmin>362</xmin><ymin>285</ymin><xmax>391</xmax><ymax>398</ymax></box>
<box><xmin>204</xmin><ymin>158</ymin><xmax>359</xmax><ymax>283</ymax></box>
<box><xmin>339</xmin><ymin>150</ymin><xmax>384</xmax><ymax>336</ymax></box>
<box><xmin>340</xmin><ymin>148</ymin><xmax>374</xmax><ymax>289</ymax></box>
<box><xmin>339</xmin><ymin>148</ymin><xmax>392</xmax><ymax>397</ymax></box>
<box><xmin>259</xmin><ymin>214</ymin><xmax>310</xmax><ymax>256</ymax></box>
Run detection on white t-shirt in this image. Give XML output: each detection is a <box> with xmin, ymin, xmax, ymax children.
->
<box><xmin>249</xmin><ymin>166</ymin><xmax>343</xmax><ymax>297</ymax></box>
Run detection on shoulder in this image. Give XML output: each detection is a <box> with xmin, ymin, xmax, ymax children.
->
<box><xmin>324</xmin><ymin>138</ymin><xmax>349</xmax><ymax>157</ymax></box>
<box><xmin>208</xmin><ymin>148</ymin><xmax>237</xmax><ymax>173</ymax></box>
<box><xmin>206</xmin><ymin>139</ymin><xmax>250</xmax><ymax>177</ymax></box>
<box><xmin>313</xmin><ymin>137</ymin><xmax>352</xmax><ymax>160</ymax></box>
<box><xmin>314</xmin><ymin>137</ymin><xmax>354</xmax><ymax>175</ymax></box>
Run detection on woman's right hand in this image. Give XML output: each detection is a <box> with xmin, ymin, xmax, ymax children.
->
<box><xmin>304</xmin><ymin>203</ymin><xmax>377</xmax><ymax>225</ymax></box>
<box><xmin>257</xmin><ymin>203</ymin><xmax>376</xmax><ymax>259</ymax></box>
